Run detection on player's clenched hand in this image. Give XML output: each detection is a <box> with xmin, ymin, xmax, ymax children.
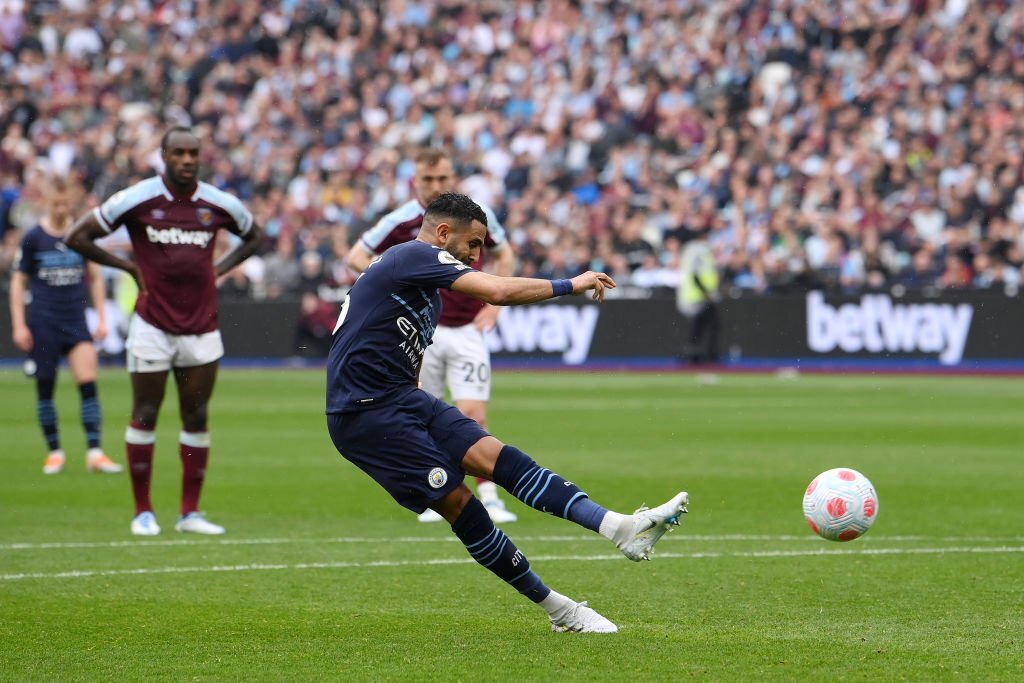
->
<box><xmin>12</xmin><ymin>325</ymin><xmax>33</xmax><ymax>352</ymax></box>
<box><xmin>93</xmin><ymin>320</ymin><xmax>108</xmax><ymax>342</ymax></box>
<box><xmin>570</xmin><ymin>271</ymin><xmax>616</xmax><ymax>303</ymax></box>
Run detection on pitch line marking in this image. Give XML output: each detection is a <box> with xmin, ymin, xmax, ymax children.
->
<box><xmin>2</xmin><ymin>545</ymin><xmax>1022</xmax><ymax>582</ymax></box>
<box><xmin>2</xmin><ymin>534</ymin><xmax>1023</xmax><ymax>552</ymax></box>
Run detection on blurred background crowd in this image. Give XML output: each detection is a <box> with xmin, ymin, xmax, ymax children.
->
<box><xmin>3</xmin><ymin>0</ymin><xmax>1024</xmax><ymax>319</ymax></box>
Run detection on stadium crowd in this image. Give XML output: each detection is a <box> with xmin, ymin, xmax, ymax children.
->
<box><xmin>3</xmin><ymin>0</ymin><xmax>1024</xmax><ymax>313</ymax></box>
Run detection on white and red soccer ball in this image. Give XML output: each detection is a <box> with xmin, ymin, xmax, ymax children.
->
<box><xmin>803</xmin><ymin>468</ymin><xmax>879</xmax><ymax>542</ymax></box>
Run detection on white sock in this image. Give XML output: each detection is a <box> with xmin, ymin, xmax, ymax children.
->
<box><xmin>598</xmin><ymin>511</ymin><xmax>634</xmax><ymax>545</ymax></box>
<box><xmin>538</xmin><ymin>589</ymin><xmax>576</xmax><ymax>618</ymax></box>
<box><xmin>87</xmin><ymin>447</ymin><xmax>104</xmax><ymax>460</ymax></box>
<box><xmin>476</xmin><ymin>480</ymin><xmax>500</xmax><ymax>504</ymax></box>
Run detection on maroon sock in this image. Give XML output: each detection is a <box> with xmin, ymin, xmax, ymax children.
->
<box><xmin>180</xmin><ymin>431</ymin><xmax>210</xmax><ymax>516</ymax></box>
<box><xmin>125</xmin><ymin>421</ymin><xmax>156</xmax><ymax>516</ymax></box>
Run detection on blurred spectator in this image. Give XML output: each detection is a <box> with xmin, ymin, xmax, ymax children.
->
<box><xmin>262</xmin><ymin>236</ymin><xmax>302</xmax><ymax>300</ymax></box>
<box><xmin>0</xmin><ymin>0</ymin><xmax>1022</xmax><ymax>306</ymax></box>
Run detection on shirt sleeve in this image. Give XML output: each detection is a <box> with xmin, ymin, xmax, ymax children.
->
<box><xmin>94</xmin><ymin>188</ymin><xmax>138</xmax><ymax>233</ymax></box>
<box><xmin>217</xmin><ymin>192</ymin><xmax>254</xmax><ymax>236</ymax></box>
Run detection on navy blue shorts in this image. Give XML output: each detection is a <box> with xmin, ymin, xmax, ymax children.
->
<box><xmin>327</xmin><ymin>388</ymin><xmax>490</xmax><ymax>513</ymax></box>
<box><xmin>27</xmin><ymin>317</ymin><xmax>92</xmax><ymax>380</ymax></box>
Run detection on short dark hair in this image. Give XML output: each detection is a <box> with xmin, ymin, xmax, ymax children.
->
<box><xmin>424</xmin><ymin>192</ymin><xmax>487</xmax><ymax>229</ymax></box>
<box><xmin>415</xmin><ymin>148</ymin><xmax>450</xmax><ymax>166</ymax></box>
<box><xmin>161</xmin><ymin>126</ymin><xmax>197</xmax><ymax>151</ymax></box>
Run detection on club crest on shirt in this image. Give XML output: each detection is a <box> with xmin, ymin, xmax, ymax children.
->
<box><xmin>196</xmin><ymin>207</ymin><xmax>214</xmax><ymax>226</ymax></box>
<box><xmin>428</xmin><ymin>467</ymin><xmax>448</xmax><ymax>489</ymax></box>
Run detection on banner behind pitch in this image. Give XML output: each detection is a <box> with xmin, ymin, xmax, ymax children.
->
<box><xmin>1</xmin><ymin>292</ymin><xmax>1022</xmax><ymax>367</ymax></box>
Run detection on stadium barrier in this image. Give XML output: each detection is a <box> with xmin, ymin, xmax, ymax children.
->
<box><xmin>2</xmin><ymin>292</ymin><xmax>1022</xmax><ymax>370</ymax></box>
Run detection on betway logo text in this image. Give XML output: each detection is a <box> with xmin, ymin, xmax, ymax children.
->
<box><xmin>807</xmin><ymin>292</ymin><xmax>973</xmax><ymax>365</ymax></box>
<box><xmin>485</xmin><ymin>305</ymin><xmax>598</xmax><ymax>364</ymax></box>
<box><xmin>145</xmin><ymin>225</ymin><xmax>214</xmax><ymax>248</ymax></box>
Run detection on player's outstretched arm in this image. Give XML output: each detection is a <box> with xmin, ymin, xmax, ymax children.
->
<box><xmin>451</xmin><ymin>270</ymin><xmax>616</xmax><ymax>306</ymax></box>
<box><xmin>65</xmin><ymin>212</ymin><xmax>144</xmax><ymax>291</ymax></box>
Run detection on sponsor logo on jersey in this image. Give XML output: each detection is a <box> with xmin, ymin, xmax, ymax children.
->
<box><xmin>145</xmin><ymin>225</ymin><xmax>214</xmax><ymax>248</ymax></box>
<box><xmin>428</xmin><ymin>467</ymin><xmax>448</xmax><ymax>489</ymax></box>
<box><xmin>806</xmin><ymin>292</ymin><xmax>973</xmax><ymax>365</ymax></box>
<box><xmin>197</xmin><ymin>208</ymin><xmax>214</xmax><ymax>226</ymax></box>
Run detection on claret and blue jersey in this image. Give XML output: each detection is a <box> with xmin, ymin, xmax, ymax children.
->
<box><xmin>326</xmin><ymin>240</ymin><xmax>473</xmax><ymax>413</ymax></box>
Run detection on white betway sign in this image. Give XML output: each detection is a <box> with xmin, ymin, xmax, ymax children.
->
<box><xmin>806</xmin><ymin>292</ymin><xmax>973</xmax><ymax>365</ymax></box>
<box><xmin>485</xmin><ymin>305</ymin><xmax>599</xmax><ymax>365</ymax></box>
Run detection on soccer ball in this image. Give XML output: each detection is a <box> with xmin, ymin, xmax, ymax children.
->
<box><xmin>802</xmin><ymin>468</ymin><xmax>879</xmax><ymax>542</ymax></box>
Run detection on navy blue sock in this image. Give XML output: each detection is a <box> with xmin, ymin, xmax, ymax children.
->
<box><xmin>78</xmin><ymin>381</ymin><xmax>101</xmax><ymax>449</ymax></box>
<box><xmin>36</xmin><ymin>378</ymin><xmax>59</xmax><ymax>451</ymax></box>
<box><xmin>492</xmin><ymin>445</ymin><xmax>608</xmax><ymax>532</ymax></box>
<box><xmin>451</xmin><ymin>496</ymin><xmax>551</xmax><ymax>603</ymax></box>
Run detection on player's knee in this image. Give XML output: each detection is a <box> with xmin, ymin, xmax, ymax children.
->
<box><xmin>132</xmin><ymin>404</ymin><xmax>160</xmax><ymax>428</ymax></box>
<box><xmin>180</xmin><ymin>404</ymin><xmax>209</xmax><ymax>432</ymax></box>
<box><xmin>434</xmin><ymin>484</ymin><xmax>473</xmax><ymax>523</ymax></box>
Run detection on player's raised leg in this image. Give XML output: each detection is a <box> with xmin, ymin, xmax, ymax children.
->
<box><xmin>67</xmin><ymin>340</ymin><xmax>121</xmax><ymax>473</ymax></box>
<box><xmin>127</xmin><ymin>367</ymin><xmax>168</xmax><ymax>535</ymax></box>
<box><xmin>172</xmin><ymin>362</ymin><xmax>224</xmax><ymax>535</ymax></box>
<box><xmin>462</xmin><ymin>436</ymin><xmax>688</xmax><ymax>561</ymax></box>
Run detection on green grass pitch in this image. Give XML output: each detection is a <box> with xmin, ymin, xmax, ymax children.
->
<box><xmin>1</xmin><ymin>368</ymin><xmax>1022</xmax><ymax>681</ymax></box>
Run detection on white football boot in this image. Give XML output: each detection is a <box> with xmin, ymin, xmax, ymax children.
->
<box><xmin>131</xmin><ymin>511</ymin><xmax>161</xmax><ymax>536</ymax></box>
<box><xmin>175</xmin><ymin>512</ymin><xmax>225</xmax><ymax>535</ymax></box>
<box><xmin>617</xmin><ymin>491</ymin><xmax>688</xmax><ymax>561</ymax></box>
<box><xmin>550</xmin><ymin>601</ymin><xmax>618</xmax><ymax>633</ymax></box>
<box><xmin>417</xmin><ymin>509</ymin><xmax>444</xmax><ymax>523</ymax></box>
<box><xmin>484</xmin><ymin>499</ymin><xmax>518</xmax><ymax>524</ymax></box>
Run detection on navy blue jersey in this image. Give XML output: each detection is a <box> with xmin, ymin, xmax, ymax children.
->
<box><xmin>16</xmin><ymin>225</ymin><xmax>90</xmax><ymax>324</ymax></box>
<box><xmin>326</xmin><ymin>240</ymin><xmax>472</xmax><ymax>413</ymax></box>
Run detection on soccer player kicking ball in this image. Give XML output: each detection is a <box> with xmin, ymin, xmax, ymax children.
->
<box><xmin>326</xmin><ymin>193</ymin><xmax>688</xmax><ymax>633</ymax></box>
<box><xmin>66</xmin><ymin>127</ymin><xmax>262</xmax><ymax>536</ymax></box>
<box><xmin>347</xmin><ymin>149</ymin><xmax>518</xmax><ymax>525</ymax></box>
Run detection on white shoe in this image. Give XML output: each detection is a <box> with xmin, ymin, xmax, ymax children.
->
<box><xmin>86</xmin><ymin>449</ymin><xmax>123</xmax><ymax>473</ymax></box>
<box><xmin>417</xmin><ymin>508</ymin><xmax>444</xmax><ymax>523</ymax></box>
<box><xmin>550</xmin><ymin>601</ymin><xmax>618</xmax><ymax>633</ymax></box>
<box><xmin>43</xmin><ymin>450</ymin><xmax>66</xmax><ymax>475</ymax></box>
<box><xmin>618</xmin><ymin>491</ymin><xmax>688</xmax><ymax>562</ymax></box>
<box><xmin>484</xmin><ymin>499</ymin><xmax>518</xmax><ymax>524</ymax></box>
<box><xmin>131</xmin><ymin>511</ymin><xmax>161</xmax><ymax>536</ymax></box>
<box><xmin>175</xmin><ymin>512</ymin><xmax>225</xmax><ymax>535</ymax></box>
